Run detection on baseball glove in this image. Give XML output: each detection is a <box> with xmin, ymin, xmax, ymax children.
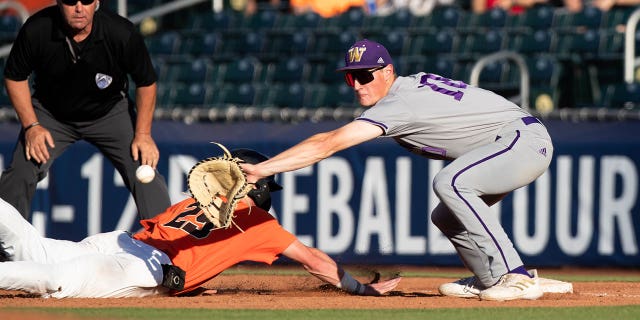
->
<box><xmin>187</xmin><ymin>142</ymin><xmax>253</xmax><ymax>229</ymax></box>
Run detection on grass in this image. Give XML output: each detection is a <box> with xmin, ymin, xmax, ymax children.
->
<box><xmin>5</xmin><ymin>306</ymin><xmax>640</xmax><ymax>320</ymax></box>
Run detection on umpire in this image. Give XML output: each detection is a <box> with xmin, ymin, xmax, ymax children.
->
<box><xmin>0</xmin><ymin>0</ymin><xmax>170</xmax><ymax>220</ymax></box>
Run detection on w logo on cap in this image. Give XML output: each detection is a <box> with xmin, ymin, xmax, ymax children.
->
<box><xmin>348</xmin><ymin>46</ymin><xmax>366</xmax><ymax>63</ymax></box>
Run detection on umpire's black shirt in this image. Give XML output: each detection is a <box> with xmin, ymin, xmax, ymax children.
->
<box><xmin>4</xmin><ymin>5</ymin><xmax>157</xmax><ymax>121</ymax></box>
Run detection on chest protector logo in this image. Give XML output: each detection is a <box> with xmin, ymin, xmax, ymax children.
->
<box><xmin>95</xmin><ymin>73</ymin><xmax>113</xmax><ymax>89</ymax></box>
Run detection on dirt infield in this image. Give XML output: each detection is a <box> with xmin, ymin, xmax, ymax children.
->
<box><xmin>0</xmin><ymin>266</ymin><xmax>638</xmax><ymax>311</ymax></box>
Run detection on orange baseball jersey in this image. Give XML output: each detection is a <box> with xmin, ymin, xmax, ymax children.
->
<box><xmin>133</xmin><ymin>198</ymin><xmax>297</xmax><ymax>295</ymax></box>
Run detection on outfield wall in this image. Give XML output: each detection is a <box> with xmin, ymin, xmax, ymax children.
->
<box><xmin>0</xmin><ymin>119</ymin><xmax>639</xmax><ymax>267</ymax></box>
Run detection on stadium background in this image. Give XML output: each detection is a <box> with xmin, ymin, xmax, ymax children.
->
<box><xmin>0</xmin><ymin>0</ymin><xmax>638</xmax><ymax>268</ymax></box>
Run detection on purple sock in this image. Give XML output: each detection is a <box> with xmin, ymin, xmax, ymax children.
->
<box><xmin>509</xmin><ymin>266</ymin><xmax>532</xmax><ymax>278</ymax></box>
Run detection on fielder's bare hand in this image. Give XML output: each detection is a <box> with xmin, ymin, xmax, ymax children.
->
<box><xmin>239</xmin><ymin>162</ymin><xmax>265</xmax><ymax>184</ymax></box>
<box><xmin>361</xmin><ymin>276</ymin><xmax>402</xmax><ymax>296</ymax></box>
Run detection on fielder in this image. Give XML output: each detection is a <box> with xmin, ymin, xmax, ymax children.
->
<box><xmin>241</xmin><ymin>39</ymin><xmax>554</xmax><ymax>301</ymax></box>
<box><xmin>0</xmin><ymin>149</ymin><xmax>400</xmax><ymax>298</ymax></box>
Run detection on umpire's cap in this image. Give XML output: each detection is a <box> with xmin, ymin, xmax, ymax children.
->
<box><xmin>230</xmin><ymin>148</ymin><xmax>282</xmax><ymax>192</ymax></box>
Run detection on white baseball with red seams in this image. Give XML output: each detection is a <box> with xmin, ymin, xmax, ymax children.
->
<box><xmin>136</xmin><ymin>165</ymin><xmax>155</xmax><ymax>183</ymax></box>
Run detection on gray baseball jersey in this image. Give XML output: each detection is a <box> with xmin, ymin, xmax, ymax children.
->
<box><xmin>356</xmin><ymin>73</ymin><xmax>532</xmax><ymax>159</ymax></box>
<box><xmin>356</xmin><ymin>72</ymin><xmax>553</xmax><ymax>287</ymax></box>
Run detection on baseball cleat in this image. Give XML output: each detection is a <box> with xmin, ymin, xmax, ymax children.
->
<box><xmin>479</xmin><ymin>271</ymin><xmax>543</xmax><ymax>301</ymax></box>
<box><xmin>438</xmin><ymin>276</ymin><xmax>486</xmax><ymax>298</ymax></box>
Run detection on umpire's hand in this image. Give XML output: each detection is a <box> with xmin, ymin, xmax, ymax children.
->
<box><xmin>24</xmin><ymin>124</ymin><xmax>55</xmax><ymax>164</ymax></box>
<box><xmin>131</xmin><ymin>133</ymin><xmax>160</xmax><ymax>168</ymax></box>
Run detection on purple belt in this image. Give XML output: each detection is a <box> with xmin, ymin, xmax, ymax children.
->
<box><xmin>522</xmin><ymin>116</ymin><xmax>541</xmax><ymax>125</ymax></box>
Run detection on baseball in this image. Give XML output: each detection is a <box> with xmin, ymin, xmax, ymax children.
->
<box><xmin>136</xmin><ymin>165</ymin><xmax>155</xmax><ymax>183</ymax></box>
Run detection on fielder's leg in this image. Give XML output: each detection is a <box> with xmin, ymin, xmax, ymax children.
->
<box><xmin>432</xmin><ymin>124</ymin><xmax>552</xmax><ymax>287</ymax></box>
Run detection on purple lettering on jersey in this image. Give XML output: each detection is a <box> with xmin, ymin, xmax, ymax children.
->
<box><xmin>418</xmin><ymin>73</ymin><xmax>467</xmax><ymax>101</ymax></box>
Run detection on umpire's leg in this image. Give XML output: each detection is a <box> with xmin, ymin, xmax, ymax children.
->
<box><xmin>0</xmin><ymin>138</ymin><xmax>41</xmax><ymax>219</ymax></box>
<box><xmin>82</xmin><ymin>99</ymin><xmax>170</xmax><ymax>219</ymax></box>
<box><xmin>0</xmin><ymin>101</ymin><xmax>79</xmax><ymax>219</ymax></box>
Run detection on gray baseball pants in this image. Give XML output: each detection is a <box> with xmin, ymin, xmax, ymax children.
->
<box><xmin>431</xmin><ymin>117</ymin><xmax>553</xmax><ymax>287</ymax></box>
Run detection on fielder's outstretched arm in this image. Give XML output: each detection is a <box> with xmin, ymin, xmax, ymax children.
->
<box><xmin>241</xmin><ymin>120</ymin><xmax>383</xmax><ymax>183</ymax></box>
<box><xmin>281</xmin><ymin>239</ymin><xmax>401</xmax><ymax>296</ymax></box>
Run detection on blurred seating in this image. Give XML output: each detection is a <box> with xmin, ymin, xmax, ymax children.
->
<box><xmin>395</xmin><ymin>55</ymin><xmax>424</xmax><ymax>76</ymax></box>
<box><xmin>218</xmin><ymin>30</ymin><xmax>265</xmax><ymax>57</ymax></box>
<box><xmin>306</xmin><ymin>56</ymin><xmax>345</xmax><ymax>84</ymax></box>
<box><xmin>601</xmin><ymin>6</ymin><xmax>636</xmax><ymax>29</ymax></box>
<box><xmin>527</xmin><ymin>55</ymin><xmax>563</xmax><ymax>87</ymax></box>
<box><xmin>186</xmin><ymin>10</ymin><xmax>238</xmax><ymax>32</ymax></box>
<box><xmin>274</xmin><ymin>11</ymin><xmax>322</xmax><ymax>31</ymax></box>
<box><xmin>526</xmin><ymin>55</ymin><xmax>563</xmax><ymax>112</ymax></box>
<box><xmin>553</xmin><ymin>29</ymin><xmax>601</xmax><ymax>61</ymax></box>
<box><xmin>308</xmin><ymin>29</ymin><xmax>358</xmax><ymax>60</ymax></box>
<box><xmin>262</xmin><ymin>83</ymin><xmax>306</xmax><ymax>108</ymax></box>
<box><xmin>457</xmin><ymin>29</ymin><xmax>505</xmax><ymax>59</ymax></box>
<box><xmin>360</xmin><ymin>29</ymin><xmax>407</xmax><ymax>57</ymax></box>
<box><xmin>150</xmin><ymin>57</ymin><xmax>168</xmax><ymax>82</ymax></box>
<box><xmin>178</xmin><ymin>32</ymin><xmax>219</xmax><ymax>58</ymax></box>
<box><xmin>214</xmin><ymin>57</ymin><xmax>263</xmax><ymax>84</ymax></box>
<box><xmin>456</xmin><ymin>59</ymin><xmax>510</xmax><ymax>89</ymax></box>
<box><xmin>155</xmin><ymin>83</ymin><xmax>175</xmax><ymax>108</ymax></box>
<box><xmin>262</xmin><ymin>30</ymin><xmax>311</xmax><ymax>62</ymax></box>
<box><xmin>601</xmin><ymin>82</ymin><xmax>640</xmax><ymax>109</ymax></box>
<box><xmin>213</xmin><ymin>83</ymin><xmax>263</xmax><ymax>107</ymax></box>
<box><xmin>592</xmin><ymin>29</ymin><xmax>627</xmax><ymax>94</ymax></box>
<box><xmin>321</xmin><ymin>83</ymin><xmax>356</xmax><ymax>107</ymax></box>
<box><xmin>411</xmin><ymin>5</ymin><xmax>465</xmax><ymax>31</ymax></box>
<box><xmin>264</xmin><ymin>56</ymin><xmax>309</xmax><ymax>84</ymax></box>
<box><xmin>303</xmin><ymin>83</ymin><xmax>328</xmax><ymax>108</ymax></box>
<box><xmin>553</xmin><ymin>6</ymin><xmax>603</xmax><ymax>31</ymax></box>
<box><xmin>463</xmin><ymin>7</ymin><xmax>508</xmax><ymax>30</ymax></box>
<box><xmin>237</xmin><ymin>7</ymin><xmax>279</xmax><ymax>31</ymax></box>
<box><xmin>170</xmin><ymin>82</ymin><xmax>213</xmax><ymax>107</ymax></box>
<box><xmin>0</xmin><ymin>14</ymin><xmax>21</xmax><ymax>44</ymax></box>
<box><xmin>139</xmin><ymin>5</ymin><xmax>640</xmax><ymax>110</ymax></box>
<box><xmin>320</xmin><ymin>7</ymin><xmax>365</xmax><ymax>30</ymax></box>
<box><xmin>507</xmin><ymin>29</ymin><xmax>554</xmax><ymax>55</ymax></box>
<box><xmin>404</xmin><ymin>29</ymin><xmax>459</xmax><ymax>56</ymax></box>
<box><xmin>505</xmin><ymin>5</ymin><xmax>555</xmax><ymax>31</ymax></box>
<box><xmin>396</xmin><ymin>55</ymin><xmax>457</xmax><ymax>79</ymax></box>
<box><xmin>424</xmin><ymin>56</ymin><xmax>457</xmax><ymax>79</ymax></box>
<box><xmin>164</xmin><ymin>58</ymin><xmax>212</xmax><ymax>83</ymax></box>
<box><xmin>145</xmin><ymin>31</ymin><xmax>181</xmax><ymax>57</ymax></box>
<box><xmin>362</xmin><ymin>8</ymin><xmax>413</xmax><ymax>31</ymax></box>
<box><xmin>0</xmin><ymin>79</ymin><xmax>10</xmax><ymax>107</ymax></box>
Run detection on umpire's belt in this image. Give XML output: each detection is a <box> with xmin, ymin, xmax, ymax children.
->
<box><xmin>522</xmin><ymin>116</ymin><xmax>541</xmax><ymax>125</ymax></box>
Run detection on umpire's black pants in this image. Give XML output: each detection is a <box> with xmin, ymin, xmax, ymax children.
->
<box><xmin>0</xmin><ymin>98</ymin><xmax>171</xmax><ymax>220</ymax></box>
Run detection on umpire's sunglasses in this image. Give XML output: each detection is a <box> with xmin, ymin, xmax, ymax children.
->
<box><xmin>344</xmin><ymin>65</ymin><xmax>386</xmax><ymax>87</ymax></box>
<box><xmin>60</xmin><ymin>0</ymin><xmax>96</xmax><ymax>5</ymax></box>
